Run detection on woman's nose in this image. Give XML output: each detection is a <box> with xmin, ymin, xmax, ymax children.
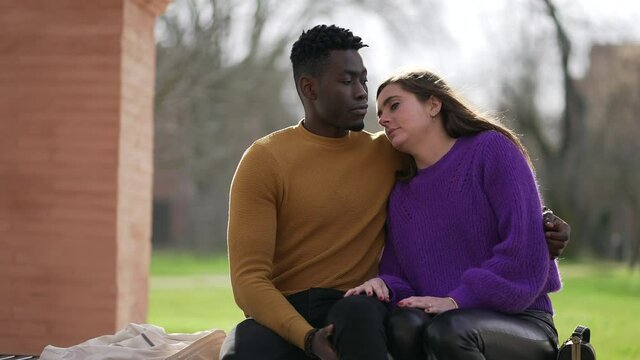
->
<box><xmin>378</xmin><ymin>113</ymin><xmax>389</xmax><ymax>127</ymax></box>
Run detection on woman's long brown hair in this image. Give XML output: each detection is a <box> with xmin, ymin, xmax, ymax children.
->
<box><xmin>377</xmin><ymin>69</ymin><xmax>533</xmax><ymax>180</ymax></box>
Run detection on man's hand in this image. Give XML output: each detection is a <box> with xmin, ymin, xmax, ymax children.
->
<box><xmin>397</xmin><ymin>296</ymin><xmax>458</xmax><ymax>314</ymax></box>
<box><xmin>311</xmin><ymin>324</ymin><xmax>338</xmax><ymax>360</ymax></box>
<box><xmin>543</xmin><ymin>208</ymin><xmax>570</xmax><ymax>259</ymax></box>
<box><xmin>344</xmin><ymin>277</ymin><xmax>389</xmax><ymax>302</ymax></box>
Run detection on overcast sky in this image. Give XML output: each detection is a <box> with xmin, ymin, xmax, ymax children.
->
<box><xmin>336</xmin><ymin>0</ymin><xmax>640</xmax><ymax>117</ymax></box>
<box><xmin>158</xmin><ymin>0</ymin><xmax>640</xmax><ymax>126</ymax></box>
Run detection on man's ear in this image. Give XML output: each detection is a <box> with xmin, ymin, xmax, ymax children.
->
<box><xmin>299</xmin><ymin>75</ymin><xmax>317</xmax><ymax>101</ymax></box>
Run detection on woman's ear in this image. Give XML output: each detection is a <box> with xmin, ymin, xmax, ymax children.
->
<box><xmin>299</xmin><ymin>76</ymin><xmax>317</xmax><ymax>101</ymax></box>
<box><xmin>428</xmin><ymin>96</ymin><xmax>442</xmax><ymax>117</ymax></box>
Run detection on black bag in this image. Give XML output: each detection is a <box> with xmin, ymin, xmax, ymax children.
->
<box><xmin>557</xmin><ymin>325</ymin><xmax>596</xmax><ymax>360</ymax></box>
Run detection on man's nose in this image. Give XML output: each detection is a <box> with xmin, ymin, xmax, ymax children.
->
<box><xmin>354</xmin><ymin>82</ymin><xmax>367</xmax><ymax>100</ymax></box>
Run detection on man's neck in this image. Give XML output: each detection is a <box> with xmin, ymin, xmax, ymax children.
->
<box><xmin>302</xmin><ymin>118</ymin><xmax>349</xmax><ymax>138</ymax></box>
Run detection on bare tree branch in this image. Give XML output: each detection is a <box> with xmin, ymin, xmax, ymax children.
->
<box><xmin>541</xmin><ymin>0</ymin><xmax>585</xmax><ymax>156</ymax></box>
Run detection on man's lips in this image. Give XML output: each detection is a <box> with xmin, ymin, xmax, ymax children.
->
<box><xmin>350</xmin><ymin>105</ymin><xmax>368</xmax><ymax>115</ymax></box>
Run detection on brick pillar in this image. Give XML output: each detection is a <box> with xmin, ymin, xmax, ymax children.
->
<box><xmin>0</xmin><ymin>0</ymin><xmax>171</xmax><ymax>354</ymax></box>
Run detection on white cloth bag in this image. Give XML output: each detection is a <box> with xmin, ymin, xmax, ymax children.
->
<box><xmin>40</xmin><ymin>323</ymin><xmax>226</xmax><ymax>360</ymax></box>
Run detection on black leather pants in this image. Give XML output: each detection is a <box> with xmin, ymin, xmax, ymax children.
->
<box><xmin>386</xmin><ymin>308</ymin><xmax>558</xmax><ymax>360</ymax></box>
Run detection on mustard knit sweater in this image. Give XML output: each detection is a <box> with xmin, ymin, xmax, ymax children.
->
<box><xmin>227</xmin><ymin>122</ymin><xmax>405</xmax><ymax>349</ymax></box>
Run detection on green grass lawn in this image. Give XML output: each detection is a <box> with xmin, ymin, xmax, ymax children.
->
<box><xmin>147</xmin><ymin>251</ymin><xmax>244</xmax><ymax>332</ymax></box>
<box><xmin>549</xmin><ymin>260</ymin><xmax>640</xmax><ymax>359</ymax></box>
<box><xmin>149</xmin><ymin>252</ymin><xmax>640</xmax><ymax>359</ymax></box>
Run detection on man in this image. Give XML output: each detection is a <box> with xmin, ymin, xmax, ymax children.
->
<box><xmin>222</xmin><ymin>24</ymin><xmax>569</xmax><ymax>360</ymax></box>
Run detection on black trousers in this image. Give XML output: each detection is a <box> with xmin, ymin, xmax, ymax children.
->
<box><xmin>221</xmin><ymin>288</ymin><xmax>389</xmax><ymax>360</ymax></box>
<box><xmin>386</xmin><ymin>308</ymin><xmax>559</xmax><ymax>360</ymax></box>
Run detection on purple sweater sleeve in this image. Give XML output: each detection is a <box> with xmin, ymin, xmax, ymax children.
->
<box><xmin>448</xmin><ymin>132</ymin><xmax>551</xmax><ymax>313</ymax></box>
<box><xmin>379</xmin><ymin>230</ymin><xmax>416</xmax><ymax>303</ymax></box>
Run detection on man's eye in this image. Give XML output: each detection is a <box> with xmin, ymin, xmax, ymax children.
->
<box><xmin>341</xmin><ymin>80</ymin><xmax>352</xmax><ymax>85</ymax></box>
<box><xmin>361</xmin><ymin>79</ymin><xmax>368</xmax><ymax>85</ymax></box>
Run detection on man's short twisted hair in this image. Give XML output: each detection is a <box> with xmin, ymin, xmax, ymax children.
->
<box><xmin>290</xmin><ymin>25</ymin><xmax>367</xmax><ymax>84</ymax></box>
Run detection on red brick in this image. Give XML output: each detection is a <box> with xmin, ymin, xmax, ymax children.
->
<box><xmin>1</xmin><ymin>0</ymin><xmax>165</xmax><ymax>354</ymax></box>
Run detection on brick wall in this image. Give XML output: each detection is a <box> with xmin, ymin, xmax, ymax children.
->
<box><xmin>115</xmin><ymin>0</ymin><xmax>156</xmax><ymax>329</ymax></box>
<box><xmin>578</xmin><ymin>44</ymin><xmax>640</xmax><ymax>136</ymax></box>
<box><xmin>0</xmin><ymin>0</ymin><xmax>170</xmax><ymax>354</ymax></box>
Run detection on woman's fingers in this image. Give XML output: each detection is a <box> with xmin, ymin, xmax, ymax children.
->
<box><xmin>371</xmin><ymin>280</ymin><xmax>389</xmax><ymax>302</ymax></box>
<box><xmin>400</xmin><ymin>296</ymin><xmax>458</xmax><ymax>314</ymax></box>
<box><xmin>344</xmin><ymin>286</ymin><xmax>364</xmax><ymax>297</ymax></box>
<box><xmin>344</xmin><ymin>278</ymin><xmax>389</xmax><ymax>301</ymax></box>
<box><xmin>398</xmin><ymin>296</ymin><xmax>443</xmax><ymax>313</ymax></box>
<box><xmin>344</xmin><ymin>284</ymin><xmax>372</xmax><ymax>297</ymax></box>
<box><xmin>398</xmin><ymin>296</ymin><xmax>425</xmax><ymax>308</ymax></box>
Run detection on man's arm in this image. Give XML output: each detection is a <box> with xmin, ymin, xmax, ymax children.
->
<box><xmin>228</xmin><ymin>144</ymin><xmax>313</xmax><ymax>349</ymax></box>
<box><xmin>543</xmin><ymin>207</ymin><xmax>570</xmax><ymax>259</ymax></box>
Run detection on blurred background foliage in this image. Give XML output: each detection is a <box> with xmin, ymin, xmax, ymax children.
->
<box><xmin>151</xmin><ymin>0</ymin><xmax>640</xmax><ymax>267</ymax></box>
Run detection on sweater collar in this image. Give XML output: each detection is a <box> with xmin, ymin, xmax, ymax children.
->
<box><xmin>416</xmin><ymin>135</ymin><xmax>466</xmax><ymax>175</ymax></box>
<box><xmin>295</xmin><ymin>120</ymin><xmax>354</xmax><ymax>147</ymax></box>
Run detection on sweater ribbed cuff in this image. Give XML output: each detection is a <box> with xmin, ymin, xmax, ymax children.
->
<box><xmin>448</xmin><ymin>284</ymin><xmax>475</xmax><ymax>309</ymax></box>
<box><xmin>379</xmin><ymin>275</ymin><xmax>414</xmax><ymax>305</ymax></box>
<box><xmin>290</xmin><ymin>320</ymin><xmax>315</xmax><ymax>350</ymax></box>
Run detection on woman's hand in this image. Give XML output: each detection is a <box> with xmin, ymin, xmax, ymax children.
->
<box><xmin>397</xmin><ymin>296</ymin><xmax>458</xmax><ymax>314</ymax></box>
<box><xmin>344</xmin><ymin>277</ymin><xmax>390</xmax><ymax>302</ymax></box>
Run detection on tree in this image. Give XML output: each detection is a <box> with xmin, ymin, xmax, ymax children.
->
<box><xmin>497</xmin><ymin>0</ymin><xmax>586</xmax><ymax>256</ymax></box>
<box><xmin>499</xmin><ymin>0</ymin><xmax>640</xmax><ymax>263</ymax></box>
<box><xmin>153</xmin><ymin>0</ymin><xmax>444</xmax><ymax>251</ymax></box>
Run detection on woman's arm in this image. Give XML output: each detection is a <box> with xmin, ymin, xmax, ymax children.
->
<box><xmin>448</xmin><ymin>132</ymin><xmax>554</xmax><ymax>313</ymax></box>
<box><xmin>378</xmin><ymin>231</ymin><xmax>416</xmax><ymax>304</ymax></box>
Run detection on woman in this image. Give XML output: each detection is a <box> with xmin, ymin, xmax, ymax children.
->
<box><xmin>345</xmin><ymin>69</ymin><xmax>561</xmax><ymax>359</ymax></box>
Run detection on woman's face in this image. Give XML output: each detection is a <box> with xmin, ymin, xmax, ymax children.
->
<box><xmin>376</xmin><ymin>83</ymin><xmax>436</xmax><ymax>153</ymax></box>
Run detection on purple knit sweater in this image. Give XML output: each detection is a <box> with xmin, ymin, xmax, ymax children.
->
<box><xmin>379</xmin><ymin>131</ymin><xmax>562</xmax><ymax>314</ymax></box>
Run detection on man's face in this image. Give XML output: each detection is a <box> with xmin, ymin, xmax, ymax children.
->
<box><xmin>315</xmin><ymin>50</ymin><xmax>368</xmax><ymax>132</ymax></box>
